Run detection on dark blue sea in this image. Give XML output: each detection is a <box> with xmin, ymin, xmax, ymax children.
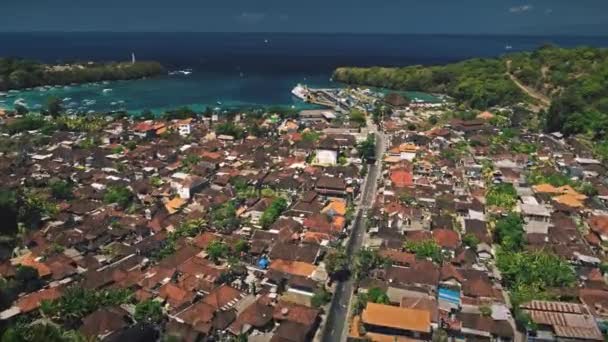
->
<box><xmin>0</xmin><ymin>32</ymin><xmax>607</xmax><ymax>113</ymax></box>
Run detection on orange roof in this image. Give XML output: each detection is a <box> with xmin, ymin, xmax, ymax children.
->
<box><xmin>361</xmin><ymin>302</ymin><xmax>431</xmax><ymax>333</ymax></box>
<box><xmin>269</xmin><ymin>259</ymin><xmax>316</xmax><ymax>277</ymax></box>
<box><xmin>533</xmin><ymin>184</ymin><xmax>584</xmax><ymax>197</ymax></box>
<box><xmin>16</xmin><ymin>287</ymin><xmax>62</xmax><ymax>313</ymax></box>
<box><xmin>477</xmin><ymin>111</ymin><xmax>494</xmax><ymax>120</ymax></box>
<box><xmin>390</xmin><ymin>170</ymin><xmax>413</xmax><ymax>188</ymax></box>
<box><xmin>433</xmin><ymin>229</ymin><xmax>460</xmax><ymax>249</ymax></box>
<box><xmin>588</xmin><ymin>216</ymin><xmax>608</xmax><ymax>236</ymax></box>
<box><xmin>202</xmin><ymin>284</ymin><xmax>242</xmax><ymax>310</ymax></box>
<box><xmin>399</xmin><ymin>143</ymin><xmax>418</xmax><ymax>153</ymax></box>
<box><xmin>302</xmin><ymin>232</ymin><xmax>332</xmax><ymax>244</ymax></box>
<box><xmin>365</xmin><ymin>333</ymin><xmax>420</xmax><ymax>342</ymax></box>
<box><xmin>553</xmin><ymin>193</ymin><xmax>586</xmax><ymax>208</ymax></box>
<box><xmin>322</xmin><ymin>199</ymin><xmax>347</xmax><ymax>216</ymax></box>
<box><xmin>533</xmin><ymin>183</ymin><xmax>560</xmax><ymax>194</ymax></box>
<box><xmin>332</xmin><ymin>216</ymin><xmax>346</xmax><ymax>231</ymax></box>
<box><xmin>18</xmin><ymin>253</ymin><xmax>51</xmax><ymax>278</ymax></box>
<box><xmin>165</xmin><ymin>197</ymin><xmax>186</xmax><ymax>214</ymax></box>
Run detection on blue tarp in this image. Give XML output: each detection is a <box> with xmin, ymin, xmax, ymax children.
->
<box><xmin>257</xmin><ymin>257</ymin><xmax>269</xmax><ymax>269</ymax></box>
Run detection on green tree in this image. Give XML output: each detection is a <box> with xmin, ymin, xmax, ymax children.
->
<box><xmin>103</xmin><ymin>185</ymin><xmax>133</xmax><ymax>209</ymax></box>
<box><xmin>135</xmin><ymin>300</ymin><xmax>164</xmax><ymax>324</ymax></box>
<box><xmin>367</xmin><ymin>287</ymin><xmax>390</xmax><ymax>304</ymax></box>
<box><xmin>495</xmin><ymin>213</ymin><xmax>525</xmax><ymax>251</ymax></box>
<box><xmin>404</xmin><ymin>239</ymin><xmax>444</xmax><ymax>263</ymax></box>
<box><xmin>462</xmin><ymin>234</ymin><xmax>480</xmax><ymax>249</ymax></box>
<box><xmin>233</xmin><ymin>239</ymin><xmax>249</xmax><ymax>255</ymax></box>
<box><xmin>357</xmin><ymin>134</ymin><xmax>376</xmax><ymax>162</ymax></box>
<box><xmin>40</xmin><ymin>286</ymin><xmax>132</xmax><ymax>322</ymax></box>
<box><xmin>49</xmin><ymin>180</ymin><xmax>74</xmax><ymax>200</ymax></box>
<box><xmin>260</xmin><ymin>198</ymin><xmax>287</xmax><ymax>228</ymax></box>
<box><xmin>324</xmin><ymin>247</ymin><xmax>348</xmax><ymax>277</ymax></box>
<box><xmin>311</xmin><ymin>287</ymin><xmax>332</xmax><ymax>308</ymax></box>
<box><xmin>496</xmin><ymin>249</ymin><xmax>575</xmax><ymax>306</ymax></box>
<box><xmin>210</xmin><ymin>201</ymin><xmax>240</xmax><ymax>233</ymax></box>
<box><xmin>486</xmin><ymin>183</ymin><xmax>518</xmax><ymax>209</ymax></box>
<box><xmin>45</xmin><ymin>96</ymin><xmax>64</xmax><ymax>117</ymax></box>
<box><xmin>301</xmin><ymin>131</ymin><xmax>321</xmax><ymax>142</ymax></box>
<box><xmin>206</xmin><ymin>240</ymin><xmax>229</xmax><ymax>264</ymax></box>
<box><xmin>349</xmin><ymin>109</ymin><xmax>366</xmax><ymax>127</ymax></box>
<box><xmin>353</xmin><ymin>248</ymin><xmax>383</xmax><ymax>280</ymax></box>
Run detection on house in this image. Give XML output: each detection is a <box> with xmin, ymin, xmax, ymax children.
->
<box><xmin>299</xmin><ymin>110</ymin><xmax>336</xmax><ymax>123</ymax></box>
<box><xmin>315</xmin><ymin>176</ymin><xmax>348</xmax><ymax>197</ymax></box>
<box><xmin>80</xmin><ymin>307</ymin><xmax>131</xmax><ymax>340</ymax></box>
<box><xmin>390</xmin><ymin>169</ymin><xmax>414</xmax><ymax>188</ymax></box>
<box><xmin>174</xmin><ymin>119</ymin><xmax>193</xmax><ymax>136</ymax></box>
<box><xmin>315</xmin><ymin>148</ymin><xmax>338</xmax><ymax>166</ymax></box>
<box><xmin>245</xmin><ymin>198</ymin><xmax>273</xmax><ymax>226</ymax></box>
<box><xmin>172</xmin><ymin>175</ymin><xmax>206</xmax><ymax>199</ymax></box>
<box><xmin>519</xmin><ymin>203</ymin><xmax>551</xmax><ymax>222</ymax></box>
<box><xmin>588</xmin><ymin>216</ymin><xmax>608</xmax><ymax>242</ymax></box>
<box><xmin>521</xmin><ymin>300</ymin><xmax>603</xmax><ymax>341</ymax></box>
<box><xmin>359</xmin><ymin>302</ymin><xmax>432</xmax><ymax>340</ymax></box>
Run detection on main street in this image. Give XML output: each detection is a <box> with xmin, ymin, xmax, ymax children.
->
<box><xmin>321</xmin><ymin>121</ymin><xmax>386</xmax><ymax>342</ymax></box>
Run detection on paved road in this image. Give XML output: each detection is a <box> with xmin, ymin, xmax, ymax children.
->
<box><xmin>321</xmin><ymin>126</ymin><xmax>385</xmax><ymax>342</ymax></box>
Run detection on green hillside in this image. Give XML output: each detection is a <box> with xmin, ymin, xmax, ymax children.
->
<box><xmin>334</xmin><ymin>45</ymin><xmax>608</xmax><ymax>154</ymax></box>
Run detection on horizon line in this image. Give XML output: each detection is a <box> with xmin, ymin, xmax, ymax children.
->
<box><xmin>0</xmin><ymin>30</ymin><xmax>607</xmax><ymax>38</ymax></box>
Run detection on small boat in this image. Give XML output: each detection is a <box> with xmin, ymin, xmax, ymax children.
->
<box><xmin>505</xmin><ymin>45</ymin><xmax>513</xmax><ymax>50</ymax></box>
<box><xmin>264</xmin><ymin>39</ymin><xmax>270</xmax><ymax>44</ymax></box>
<box><xmin>216</xmin><ymin>101</ymin><xmax>222</xmax><ymax>105</ymax></box>
<box><xmin>168</xmin><ymin>69</ymin><xmax>193</xmax><ymax>76</ymax></box>
<box><xmin>102</xmin><ymin>88</ymin><xmax>112</xmax><ymax>94</ymax></box>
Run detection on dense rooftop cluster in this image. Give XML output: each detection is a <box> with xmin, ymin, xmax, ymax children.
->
<box><xmin>0</xmin><ymin>108</ymin><xmax>371</xmax><ymax>341</ymax></box>
<box><xmin>347</xmin><ymin>103</ymin><xmax>608</xmax><ymax>341</ymax></box>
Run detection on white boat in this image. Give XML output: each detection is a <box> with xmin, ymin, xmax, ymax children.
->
<box><xmin>102</xmin><ymin>88</ymin><xmax>112</xmax><ymax>94</ymax></box>
<box><xmin>169</xmin><ymin>69</ymin><xmax>193</xmax><ymax>76</ymax></box>
<box><xmin>291</xmin><ymin>84</ymin><xmax>308</xmax><ymax>100</ymax></box>
<box><xmin>505</xmin><ymin>45</ymin><xmax>513</xmax><ymax>50</ymax></box>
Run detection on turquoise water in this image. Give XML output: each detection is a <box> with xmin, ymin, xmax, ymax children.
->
<box><xmin>0</xmin><ymin>71</ymin><xmax>331</xmax><ymax>114</ymax></box>
<box><xmin>2</xmin><ymin>32</ymin><xmax>607</xmax><ymax>114</ymax></box>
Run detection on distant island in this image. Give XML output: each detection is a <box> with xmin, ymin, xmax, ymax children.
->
<box><xmin>0</xmin><ymin>58</ymin><xmax>164</xmax><ymax>91</ymax></box>
<box><xmin>334</xmin><ymin>45</ymin><xmax>608</xmax><ymax>153</ymax></box>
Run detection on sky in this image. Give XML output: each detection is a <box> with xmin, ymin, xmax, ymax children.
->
<box><xmin>1</xmin><ymin>0</ymin><xmax>607</xmax><ymax>35</ymax></box>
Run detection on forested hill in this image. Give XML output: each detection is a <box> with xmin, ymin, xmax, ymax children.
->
<box><xmin>0</xmin><ymin>59</ymin><xmax>164</xmax><ymax>91</ymax></box>
<box><xmin>333</xmin><ymin>45</ymin><xmax>608</xmax><ymax>143</ymax></box>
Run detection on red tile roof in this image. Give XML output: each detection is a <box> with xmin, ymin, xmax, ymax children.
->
<box><xmin>16</xmin><ymin>287</ymin><xmax>62</xmax><ymax>313</ymax></box>
<box><xmin>202</xmin><ymin>285</ymin><xmax>243</xmax><ymax>310</ymax></box>
<box><xmin>390</xmin><ymin>169</ymin><xmax>414</xmax><ymax>188</ymax></box>
<box><xmin>433</xmin><ymin>229</ymin><xmax>460</xmax><ymax>249</ymax></box>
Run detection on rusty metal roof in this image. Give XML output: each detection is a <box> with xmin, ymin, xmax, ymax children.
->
<box><xmin>522</xmin><ymin>300</ymin><xmax>603</xmax><ymax>341</ymax></box>
<box><xmin>520</xmin><ymin>300</ymin><xmax>587</xmax><ymax>314</ymax></box>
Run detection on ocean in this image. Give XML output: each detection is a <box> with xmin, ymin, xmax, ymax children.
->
<box><xmin>1</xmin><ymin>32</ymin><xmax>607</xmax><ymax>113</ymax></box>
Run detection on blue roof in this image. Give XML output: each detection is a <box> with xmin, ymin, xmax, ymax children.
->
<box><xmin>438</xmin><ymin>287</ymin><xmax>461</xmax><ymax>305</ymax></box>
